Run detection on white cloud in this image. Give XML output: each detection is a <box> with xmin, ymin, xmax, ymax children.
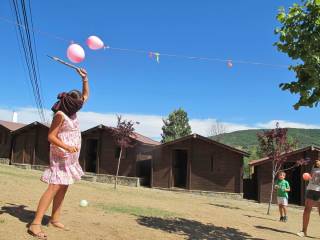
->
<box><xmin>256</xmin><ymin>120</ymin><xmax>320</xmax><ymax>129</ymax></box>
<box><xmin>1</xmin><ymin>107</ymin><xmax>320</xmax><ymax>140</ymax></box>
<box><xmin>77</xmin><ymin>111</ymin><xmax>164</xmax><ymax>139</ymax></box>
<box><xmin>189</xmin><ymin>118</ymin><xmax>253</xmax><ymax>137</ymax></box>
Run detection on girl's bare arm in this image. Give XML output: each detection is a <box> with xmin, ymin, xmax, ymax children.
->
<box><xmin>48</xmin><ymin>113</ymin><xmax>78</xmax><ymax>153</ymax></box>
<box><xmin>76</xmin><ymin>68</ymin><xmax>89</xmax><ymax>102</ymax></box>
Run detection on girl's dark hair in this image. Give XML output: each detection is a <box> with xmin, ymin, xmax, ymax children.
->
<box><xmin>68</xmin><ymin>90</ymin><xmax>83</xmax><ymax>101</ymax></box>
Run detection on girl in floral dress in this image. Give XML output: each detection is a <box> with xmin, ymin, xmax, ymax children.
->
<box><xmin>28</xmin><ymin>68</ymin><xmax>89</xmax><ymax>239</ymax></box>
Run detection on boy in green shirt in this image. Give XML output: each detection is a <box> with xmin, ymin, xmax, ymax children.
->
<box><xmin>275</xmin><ymin>171</ymin><xmax>290</xmax><ymax>222</ymax></box>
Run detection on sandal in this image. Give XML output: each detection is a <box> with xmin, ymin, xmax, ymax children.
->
<box><xmin>27</xmin><ymin>223</ymin><xmax>47</xmax><ymax>239</ymax></box>
<box><xmin>48</xmin><ymin>221</ymin><xmax>70</xmax><ymax>231</ymax></box>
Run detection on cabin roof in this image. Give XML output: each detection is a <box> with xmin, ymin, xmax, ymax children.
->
<box><xmin>249</xmin><ymin>145</ymin><xmax>320</xmax><ymax>167</ymax></box>
<box><xmin>11</xmin><ymin>121</ymin><xmax>49</xmax><ymax>135</ymax></box>
<box><xmin>0</xmin><ymin>120</ymin><xmax>26</xmax><ymax>131</ymax></box>
<box><xmin>82</xmin><ymin>124</ymin><xmax>160</xmax><ymax>146</ymax></box>
<box><xmin>158</xmin><ymin>133</ymin><xmax>249</xmax><ymax>156</ymax></box>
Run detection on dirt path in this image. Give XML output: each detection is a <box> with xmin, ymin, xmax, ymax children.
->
<box><xmin>0</xmin><ymin>164</ymin><xmax>319</xmax><ymax>240</ymax></box>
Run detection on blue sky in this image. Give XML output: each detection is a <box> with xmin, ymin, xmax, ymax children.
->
<box><xmin>0</xmin><ymin>0</ymin><xmax>319</xmax><ymax>139</ymax></box>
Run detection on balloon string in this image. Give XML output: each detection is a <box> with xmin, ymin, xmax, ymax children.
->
<box><xmin>1</xmin><ymin>15</ymin><xmax>289</xmax><ymax>69</ymax></box>
<box><xmin>109</xmin><ymin>47</ymin><xmax>288</xmax><ymax>68</ymax></box>
<box><xmin>0</xmin><ymin>16</ymin><xmax>70</xmax><ymax>43</ymax></box>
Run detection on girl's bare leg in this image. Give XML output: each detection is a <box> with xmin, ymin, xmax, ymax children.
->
<box><xmin>50</xmin><ymin>185</ymin><xmax>69</xmax><ymax>228</ymax></box>
<box><xmin>302</xmin><ymin>199</ymin><xmax>313</xmax><ymax>235</ymax></box>
<box><xmin>29</xmin><ymin>184</ymin><xmax>62</xmax><ymax>234</ymax></box>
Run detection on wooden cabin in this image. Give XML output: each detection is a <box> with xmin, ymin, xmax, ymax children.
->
<box><xmin>80</xmin><ymin>125</ymin><xmax>160</xmax><ymax>181</ymax></box>
<box><xmin>247</xmin><ymin>145</ymin><xmax>320</xmax><ymax>206</ymax></box>
<box><xmin>151</xmin><ymin>134</ymin><xmax>249</xmax><ymax>193</ymax></box>
<box><xmin>0</xmin><ymin>120</ymin><xmax>25</xmax><ymax>159</ymax></box>
<box><xmin>11</xmin><ymin>121</ymin><xmax>50</xmax><ymax>166</ymax></box>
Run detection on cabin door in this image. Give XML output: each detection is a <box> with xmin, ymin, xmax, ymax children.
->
<box><xmin>85</xmin><ymin>139</ymin><xmax>98</xmax><ymax>173</ymax></box>
<box><xmin>172</xmin><ymin>149</ymin><xmax>188</xmax><ymax>188</ymax></box>
<box><xmin>283</xmin><ymin>162</ymin><xmax>301</xmax><ymax>205</ymax></box>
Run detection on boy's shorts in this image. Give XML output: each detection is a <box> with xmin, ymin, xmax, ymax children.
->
<box><xmin>306</xmin><ymin>190</ymin><xmax>320</xmax><ymax>202</ymax></box>
<box><xmin>277</xmin><ymin>197</ymin><xmax>288</xmax><ymax>206</ymax></box>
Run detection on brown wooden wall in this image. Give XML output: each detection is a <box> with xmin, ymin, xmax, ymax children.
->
<box><xmin>34</xmin><ymin>126</ymin><xmax>50</xmax><ymax>165</ymax></box>
<box><xmin>254</xmin><ymin>149</ymin><xmax>319</xmax><ymax>205</ymax></box>
<box><xmin>80</xmin><ymin>129</ymin><xmax>156</xmax><ymax>177</ymax></box>
<box><xmin>151</xmin><ymin>138</ymin><xmax>244</xmax><ymax>193</ymax></box>
<box><xmin>151</xmin><ymin>146</ymin><xmax>173</xmax><ymax>188</ymax></box>
<box><xmin>11</xmin><ymin>125</ymin><xmax>49</xmax><ymax>165</ymax></box>
<box><xmin>191</xmin><ymin>139</ymin><xmax>243</xmax><ymax>193</ymax></box>
<box><xmin>0</xmin><ymin>126</ymin><xmax>12</xmax><ymax>158</ymax></box>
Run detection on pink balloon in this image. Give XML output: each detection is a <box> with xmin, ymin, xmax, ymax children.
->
<box><xmin>227</xmin><ymin>60</ymin><xmax>233</xmax><ymax>68</ymax></box>
<box><xmin>303</xmin><ymin>172</ymin><xmax>312</xmax><ymax>181</ymax></box>
<box><xmin>86</xmin><ymin>36</ymin><xmax>104</xmax><ymax>50</ymax></box>
<box><xmin>67</xmin><ymin>44</ymin><xmax>85</xmax><ymax>63</ymax></box>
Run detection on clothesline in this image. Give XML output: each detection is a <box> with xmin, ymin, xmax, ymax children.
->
<box><xmin>1</xmin><ymin>15</ymin><xmax>290</xmax><ymax>69</ymax></box>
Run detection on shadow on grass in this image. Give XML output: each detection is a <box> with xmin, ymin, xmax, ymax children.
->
<box><xmin>137</xmin><ymin>216</ymin><xmax>265</xmax><ymax>240</ymax></box>
<box><xmin>209</xmin><ymin>203</ymin><xmax>241</xmax><ymax>210</ymax></box>
<box><xmin>0</xmin><ymin>203</ymin><xmax>50</xmax><ymax>226</ymax></box>
<box><xmin>255</xmin><ymin>226</ymin><xmax>319</xmax><ymax>239</ymax></box>
<box><xmin>244</xmin><ymin>214</ymin><xmax>277</xmax><ymax>222</ymax></box>
<box><xmin>96</xmin><ymin>203</ymin><xmax>177</xmax><ymax>218</ymax></box>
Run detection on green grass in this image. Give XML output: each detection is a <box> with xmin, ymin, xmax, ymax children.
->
<box><xmin>96</xmin><ymin>203</ymin><xmax>177</xmax><ymax>218</ymax></box>
<box><xmin>0</xmin><ymin>219</ymin><xmax>5</xmax><ymax>224</ymax></box>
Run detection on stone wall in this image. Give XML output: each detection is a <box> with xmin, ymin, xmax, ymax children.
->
<box><xmin>11</xmin><ymin>163</ymin><xmax>31</xmax><ymax>169</ymax></box>
<box><xmin>31</xmin><ymin>165</ymin><xmax>48</xmax><ymax>171</ymax></box>
<box><xmin>154</xmin><ymin>187</ymin><xmax>244</xmax><ymax>200</ymax></box>
<box><xmin>0</xmin><ymin>158</ymin><xmax>10</xmax><ymax>165</ymax></box>
<box><xmin>83</xmin><ymin>172</ymin><xmax>142</xmax><ymax>187</ymax></box>
<box><xmin>10</xmin><ymin>163</ymin><xmax>48</xmax><ymax>171</ymax></box>
<box><xmin>3</xmin><ymin>162</ymin><xmax>142</xmax><ymax>188</ymax></box>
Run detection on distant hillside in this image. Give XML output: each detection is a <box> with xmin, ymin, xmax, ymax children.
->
<box><xmin>214</xmin><ymin>128</ymin><xmax>320</xmax><ymax>150</ymax></box>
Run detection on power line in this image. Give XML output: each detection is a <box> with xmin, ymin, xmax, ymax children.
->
<box><xmin>21</xmin><ymin>0</ymin><xmax>45</xmax><ymax>120</ymax></box>
<box><xmin>10</xmin><ymin>0</ymin><xmax>46</xmax><ymax>123</ymax></box>
<box><xmin>28</xmin><ymin>0</ymin><xmax>44</xmax><ymax>107</ymax></box>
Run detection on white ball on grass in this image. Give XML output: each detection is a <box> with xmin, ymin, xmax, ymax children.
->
<box><xmin>80</xmin><ymin>200</ymin><xmax>88</xmax><ymax>207</ymax></box>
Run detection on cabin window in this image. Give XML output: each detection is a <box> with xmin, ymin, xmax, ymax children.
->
<box><xmin>210</xmin><ymin>155</ymin><xmax>214</xmax><ymax>172</ymax></box>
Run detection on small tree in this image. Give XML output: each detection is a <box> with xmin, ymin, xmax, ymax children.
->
<box><xmin>208</xmin><ymin>120</ymin><xmax>227</xmax><ymax>142</ymax></box>
<box><xmin>275</xmin><ymin>0</ymin><xmax>320</xmax><ymax>109</ymax></box>
<box><xmin>257</xmin><ymin>123</ymin><xmax>307</xmax><ymax>214</ymax></box>
<box><xmin>112</xmin><ymin>115</ymin><xmax>137</xmax><ymax>189</ymax></box>
<box><xmin>161</xmin><ymin>108</ymin><xmax>192</xmax><ymax>143</ymax></box>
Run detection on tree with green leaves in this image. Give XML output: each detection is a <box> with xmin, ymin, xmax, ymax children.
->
<box><xmin>275</xmin><ymin>0</ymin><xmax>320</xmax><ymax>109</ymax></box>
<box><xmin>161</xmin><ymin>108</ymin><xmax>192</xmax><ymax>143</ymax></box>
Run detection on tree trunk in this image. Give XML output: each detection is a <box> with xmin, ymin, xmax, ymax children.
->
<box><xmin>114</xmin><ymin>147</ymin><xmax>123</xmax><ymax>190</ymax></box>
<box><xmin>267</xmin><ymin>171</ymin><xmax>276</xmax><ymax>215</ymax></box>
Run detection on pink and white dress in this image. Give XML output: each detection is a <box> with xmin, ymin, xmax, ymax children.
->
<box><xmin>41</xmin><ymin>111</ymin><xmax>84</xmax><ymax>185</ymax></box>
